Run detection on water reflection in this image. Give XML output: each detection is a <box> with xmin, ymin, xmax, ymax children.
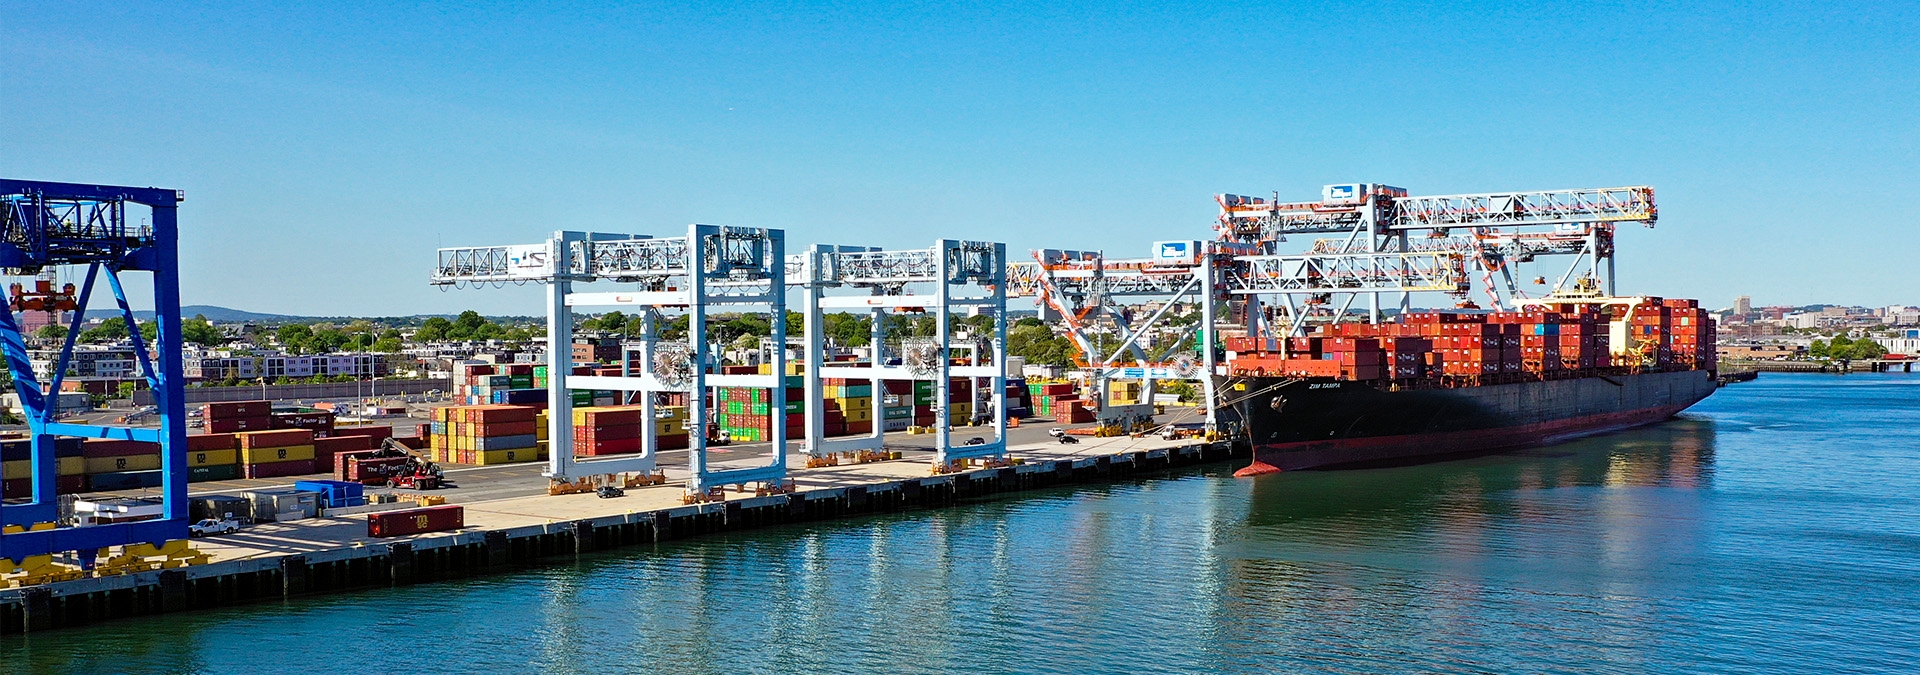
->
<box><xmin>1212</xmin><ymin>417</ymin><xmax>1720</xmax><ymax>673</ymax></box>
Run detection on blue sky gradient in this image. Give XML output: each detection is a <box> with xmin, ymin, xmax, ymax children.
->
<box><xmin>3</xmin><ymin>1</ymin><xmax>1915</xmax><ymax>315</ymax></box>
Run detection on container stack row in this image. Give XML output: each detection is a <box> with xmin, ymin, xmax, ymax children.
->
<box><xmin>428</xmin><ymin>404</ymin><xmax>546</xmax><ymax>465</ymax></box>
<box><xmin>1225</xmin><ymin>297</ymin><xmax>1715</xmax><ymax>382</ymax></box>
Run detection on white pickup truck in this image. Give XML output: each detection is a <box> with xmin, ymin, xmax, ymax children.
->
<box><xmin>189</xmin><ymin>518</ymin><xmax>240</xmax><ymax>537</ymax></box>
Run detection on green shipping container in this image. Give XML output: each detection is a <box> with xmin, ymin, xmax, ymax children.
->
<box><xmin>751</xmin><ymin>403</ymin><xmax>770</xmax><ymax>415</ymax></box>
<box><xmin>533</xmin><ymin>365</ymin><xmax>549</xmax><ymax>377</ymax></box>
<box><xmin>783</xmin><ymin>400</ymin><xmax>803</xmax><ymax>414</ymax></box>
<box><xmin>883</xmin><ymin>406</ymin><xmax>912</xmax><ymax>420</ymax></box>
<box><xmin>510</xmin><ymin>375</ymin><xmax>534</xmax><ymax>388</ymax></box>
<box><xmin>189</xmin><ymin>464</ymin><xmax>240</xmax><ymax>483</ymax></box>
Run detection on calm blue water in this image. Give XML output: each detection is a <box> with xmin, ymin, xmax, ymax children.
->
<box><xmin>5</xmin><ymin>373</ymin><xmax>1917</xmax><ymax>674</ymax></box>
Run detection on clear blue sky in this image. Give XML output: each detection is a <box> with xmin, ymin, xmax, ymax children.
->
<box><xmin>3</xmin><ymin>1</ymin><xmax>1915</xmax><ymax>316</ymax></box>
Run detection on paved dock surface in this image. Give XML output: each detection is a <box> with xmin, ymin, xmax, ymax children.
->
<box><xmin>186</xmin><ymin>431</ymin><xmax>1206</xmax><ymax>563</ymax></box>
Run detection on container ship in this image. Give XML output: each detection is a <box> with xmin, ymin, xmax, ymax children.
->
<box><xmin>1226</xmin><ymin>295</ymin><xmax>1719</xmax><ymax>474</ymax></box>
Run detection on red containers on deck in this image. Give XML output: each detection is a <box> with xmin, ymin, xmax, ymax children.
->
<box><xmin>368</xmin><ymin>505</ymin><xmax>464</xmax><ymax>537</ymax></box>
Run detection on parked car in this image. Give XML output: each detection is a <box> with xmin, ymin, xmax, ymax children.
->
<box><xmin>189</xmin><ymin>518</ymin><xmax>240</xmax><ymax>537</ymax></box>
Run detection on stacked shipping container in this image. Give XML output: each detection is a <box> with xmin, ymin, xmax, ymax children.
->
<box><xmin>1226</xmin><ymin>298</ymin><xmax>1714</xmax><ymax>382</ymax></box>
<box><xmin>429</xmin><ymin>404</ymin><xmax>544</xmax><ymax>465</ymax></box>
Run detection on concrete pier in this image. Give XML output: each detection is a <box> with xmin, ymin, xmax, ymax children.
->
<box><xmin>0</xmin><ymin>435</ymin><xmax>1244</xmax><ymax>635</ymax></box>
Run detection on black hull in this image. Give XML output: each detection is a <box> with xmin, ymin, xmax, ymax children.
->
<box><xmin>1239</xmin><ymin>370</ymin><xmax>1720</xmax><ymax>472</ymax></box>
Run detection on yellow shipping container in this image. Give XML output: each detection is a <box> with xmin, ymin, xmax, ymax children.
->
<box><xmin>572</xmin><ymin>405</ymin><xmax>645</xmax><ymax>425</ymax></box>
<box><xmin>2</xmin><ymin>459</ymin><xmax>84</xmax><ymax>479</ymax></box>
<box><xmin>834</xmin><ymin>396</ymin><xmax>872</xmax><ymax>411</ymax></box>
<box><xmin>86</xmin><ymin>454</ymin><xmax>162</xmax><ymax>474</ymax></box>
<box><xmin>239</xmin><ymin>444</ymin><xmax>316</xmax><ymax>465</ymax></box>
<box><xmin>475</xmin><ymin>447</ymin><xmax>541</xmax><ymax>465</ymax></box>
<box><xmin>187</xmin><ymin>449</ymin><xmax>238</xmax><ymax>467</ymax></box>
<box><xmin>536</xmin><ymin>411</ymin><xmax>550</xmax><ymax>440</ymax></box>
<box><xmin>654</xmin><ymin>419</ymin><xmax>685</xmax><ymax>436</ymax></box>
<box><xmin>537</xmin><ymin>440</ymin><xmax>550</xmax><ymax>460</ymax></box>
<box><xmin>839</xmin><ymin>407</ymin><xmax>874</xmax><ymax>422</ymax></box>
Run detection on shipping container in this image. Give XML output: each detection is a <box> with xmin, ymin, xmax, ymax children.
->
<box><xmin>368</xmin><ymin>505</ymin><xmax>464</xmax><ymax>537</ymax></box>
<box><xmin>243</xmin><ymin>459</ymin><xmax>316</xmax><ymax>479</ymax></box>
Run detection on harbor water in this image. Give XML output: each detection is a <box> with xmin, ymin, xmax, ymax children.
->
<box><xmin>5</xmin><ymin>372</ymin><xmax>1916</xmax><ymax>674</ymax></box>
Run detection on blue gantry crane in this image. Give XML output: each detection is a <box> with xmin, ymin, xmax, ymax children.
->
<box><xmin>0</xmin><ymin>179</ymin><xmax>190</xmax><ymax>566</ymax></box>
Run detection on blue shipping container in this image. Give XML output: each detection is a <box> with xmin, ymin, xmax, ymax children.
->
<box><xmin>500</xmin><ymin>388</ymin><xmax>546</xmax><ymax>405</ymax></box>
<box><xmin>476</xmin><ymin>434</ymin><xmax>539</xmax><ymax>451</ymax></box>
<box><xmin>294</xmin><ymin>479</ymin><xmax>367</xmax><ymax>508</ymax></box>
<box><xmin>88</xmin><ymin>470</ymin><xmax>163</xmax><ymax>491</ymax></box>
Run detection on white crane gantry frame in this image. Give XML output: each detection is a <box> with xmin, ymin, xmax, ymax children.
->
<box><xmin>1005</xmin><ymin>246</ymin><xmax>1227</xmax><ymax>430</ymax></box>
<box><xmin>791</xmin><ymin>240</ymin><xmax>1010</xmax><ymax>468</ymax></box>
<box><xmin>1215</xmin><ymin>184</ymin><xmax>1658</xmax><ymax>336</ymax></box>
<box><xmin>433</xmin><ymin>225</ymin><xmax>791</xmax><ymax>494</ymax></box>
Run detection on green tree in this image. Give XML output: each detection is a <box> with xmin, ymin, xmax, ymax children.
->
<box><xmin>35</xmin><ymin>324</ymin><xmax>68</xmax><ymax>341</ymax></box>
<box><xmin>473</xmin><ymin>322</ymin><xmax>506</xmax><ymax>341</ymax></box>
<box><xmin>139</xmin><ymin>320</ymin><xmax>159</xmax><ymax>342</ymax></box>
<box><xmin>1007</xmin><ymin>323</ymin><xmax>1078</xmax><ymax>366</ymax></box>
<box><xmin>78</xmin><ymin>320</ymin><xmax>129</xmax><ymax>343</ymax></box>
<box><xmin>415</xmin><ymin>317</ymin><xmax>452</xmax><ymax>342</ymax></box>
<box><xmin>277</xmin><ymin>323</ymin><xmax>314</xmax><ymax>353</ymax></box>
<box><xmin>446</xmin><ymin>310</ymin><xmax>488</xmax><ymax>340</ymax></box>
<box><xmin>182</xmin><ymin>316</ymin><xmax>223</xmax><ymax>347</ymax></box>
<box><xmin>823</xmin><ymin>312</ymin><xmax>871</xmax><ymax>347</ymax></box>
<box><xmin>372</xmin><ymin>337</ymin><xmax>403</xmax><ymax>352</ymax></box>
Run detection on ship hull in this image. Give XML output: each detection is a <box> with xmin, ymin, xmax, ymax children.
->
<box><xmin>1240</xmin><ymin>370</ymin><xmax>1719</xmax><ymax>471</ymax></box>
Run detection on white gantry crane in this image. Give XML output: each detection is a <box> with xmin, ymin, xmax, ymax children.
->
<box><xmin>433</xmin><ymin>226</ymin><xmax>792</xmax><ymax>498</ymax></box>
<box><xmin>1214</xmin><ymin>183</ymin><xmax>1657</xmax><ymax>335</ymax></box>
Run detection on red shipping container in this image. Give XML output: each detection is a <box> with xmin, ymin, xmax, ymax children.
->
<box><xmin>473</xmin><ymin>420</ymin><xmax>538</xmax><ymax>437</ymax></box>
<box><xmin>187</xmin><ymin>433</ymin><xmax>239</xmax><ymax>451</ymax></box>
<box><xmin>575</xmin><ymin>407</ymin><xmax>646</xmax><ymax>426</ymax></box>
<box><xmin>657</xmin><ymin>434</ymin><xmax>690</xmax><ymax>450</ymax></box>
<box><xmin>368</xmin><ymin>505</ymin><xmax>464</xmax><ymax>538</ymax></box>
<box><xmin>203</xmin><ymin>400</ymin><xmax>271</xmax><ymax>420</ymax></box>
<box><xmin>315</xmin><ymin>435</ymin><xmax>376</xmax><ymax>454</ymax></box>
<box><xmin>243</xmin><ymin>459</ymin><xmax>316</xmax><ymax>479</ymax></box>
<box><xmin>81</xmin><ymin>439</ymin><xmax>161</xmax><ymax>458</ymax></box>
<box><xmin>237</xmin><ymin>428</ymin><xmax>315</xmax><ymax>449</ymax></box>
<box><xmin>574</xmin><ymin>423</ymin><xmax>642</xmax><ymax>441</ymax></box>
<box><xmin>463</xmin><ymin>405</ymin><xmax>539</xmax><ymax>424</ymax></box>
<box><xmin>338</xmin><ymin>455</ymin><xmax>411</xmax><ymax>484</ymax></box>
<box><xmin>576</xmin><ymin>437</ymin><xmax>643</xmax><ymax>455</ymax></box>
<box><xmin>0</xmin><ymin>475</ymin><xmax>87</xmax><ymax>498</ymax></box>
<box><xmin>208</xmin><ymin>416</ymin><xmax>274</xmax><ymax>433</ymax></box>
<box><xmin>330</xmin><ymin>425</ymin><xmax>396</xmax><ymax>444</ymax></box>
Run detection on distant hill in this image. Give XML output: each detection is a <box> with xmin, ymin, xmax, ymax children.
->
<box><xmin>85</xmin><ymin>305</ymin><xmax>291</xmax><ymax>322</ymax></box>
<box><xmin>78</xmin><ymin>306</ymin><xmax>541</xmax><ymax>324</ymax></box>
